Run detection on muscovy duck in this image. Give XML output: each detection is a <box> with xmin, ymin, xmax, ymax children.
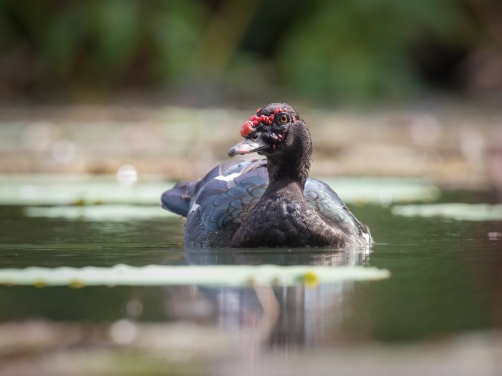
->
<box><xmin>161</xmin><ymin>103</ymin><xmax>372</xmax><ymax>248</ymax></box>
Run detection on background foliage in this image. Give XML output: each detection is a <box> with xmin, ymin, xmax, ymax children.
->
<box><xmin>0</xmin><ymin>0</ymin><xmax>500</xmax><ymax>102</ymax></box>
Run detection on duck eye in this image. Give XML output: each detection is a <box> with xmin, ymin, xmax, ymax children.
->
<box><xmin>251</xmin><ymin>132</ymin><xmax>260</xmax><ymax>141</ymax></box>
<box><xmin>279</xmin><ymin>114</ymin><xmax>288</xmax><ymax>124</ymax></box>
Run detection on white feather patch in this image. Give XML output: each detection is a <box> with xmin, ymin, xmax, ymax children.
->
<box><xmin>189</xmin><ymin>203</ymin><xmax>200</xmax><ymax>214</ymax></box>
<box><xmin>214</xmin><ymin>172</ymin><xmax>240</xmax><ymax>182</ymax></box>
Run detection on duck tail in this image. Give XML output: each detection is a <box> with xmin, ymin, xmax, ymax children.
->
<box><xmin>161</xmin><ymin>179</ymin><xmax>199</xmax><ymax>217</ymax></box>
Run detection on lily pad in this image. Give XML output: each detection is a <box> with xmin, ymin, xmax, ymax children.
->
<box><xmin>0</xmin><ymin>175</ymin><xmax>439</xmax><ymax>206</ymax></box>
<box><xmin>392</xmin><ymin>203</ymin><xmax>502</xmax><ymax>221</ymax></box>
<box><xmin>321</xmin><ymin>177</ymin><xmax>440</xmax><ymax>204</ymax></box>
<box><xmin>0</xmin><ymin>177</ymin><xmax>172</xmax><ymax>206</ymax></box>
<box><xmin>0</xmin><ymin>264</ymin><xmax>390</xmax><ymax>287</ymax></box>
<box><xmin>24</xmin><ymin>205</ymin><xmax>177</xmax><ymax>221</ymax></box>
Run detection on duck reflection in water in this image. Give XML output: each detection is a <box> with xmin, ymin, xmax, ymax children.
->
<box><xmin>165</xmin><ymin>247</ymin><xmax>370</xmax><ymax>350</ymax></box>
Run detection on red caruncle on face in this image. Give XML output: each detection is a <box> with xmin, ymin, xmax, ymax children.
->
<box><xmin>239</xmin><ymin>107</ymin><xmax>289</xmax><ymax>138</ymax></box>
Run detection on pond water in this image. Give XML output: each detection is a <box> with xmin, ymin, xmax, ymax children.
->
<box><xmin>0</xmin><ymin>180</ymin><xmax>501</xmax><ymax>373</ymax></box>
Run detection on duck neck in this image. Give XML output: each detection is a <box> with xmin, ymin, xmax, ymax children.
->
<box><xmin>264</xmin><ymin>125</ymin><xmax>312</xmax><ymax>196</ymax></box>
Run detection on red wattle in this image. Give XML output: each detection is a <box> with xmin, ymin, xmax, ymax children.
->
<box><xmin>240</xmin><ymin>121</ymin><xmax>253</xmax><ymax>137</ymax></box>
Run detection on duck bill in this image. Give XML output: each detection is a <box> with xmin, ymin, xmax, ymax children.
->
<box><xmin>228</xmin><ymin>138</ymin><xmax>268</xmax><ymax>157</ymax></box>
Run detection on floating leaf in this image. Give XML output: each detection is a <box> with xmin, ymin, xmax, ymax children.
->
<box><xmin>0</xmin><ymin>175</ymin><xmax>438</xmax><ymax>206</ymax></box>
<box><xmin>0</xmin><ymin>264</ymin><xmax>390</xmax><ymax>287</ymax></box>
<box><xmin>392</xmin><ymin>203</ymin><xmax>502</xmax><ymax>221</ymax></box>
<box><xmin>24</xmin><ymin>205</ymin><xmax>177</xmax><ymax>221</ymax></box>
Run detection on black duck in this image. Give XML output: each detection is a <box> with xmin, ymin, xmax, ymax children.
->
<box><xmin>161</xmin><ymin>103</ymin><xmax>372</xmax><ymax>248</ymax></box>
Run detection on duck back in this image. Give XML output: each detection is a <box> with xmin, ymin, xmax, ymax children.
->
<box><xmin>161</xmin><ymin>159</ymin><xmax>371</xmax><ymax>248</ymax></box>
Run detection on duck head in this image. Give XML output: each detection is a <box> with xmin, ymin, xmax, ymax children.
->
<box><xmin>228</xmin><ymin>103</ymin><xmax>304</xmax><ymax>158</ymax></box>
<box><xmin>228</xmin><ymin>103</ymin><xmax>312</xmax><ymax>188</ymax></box>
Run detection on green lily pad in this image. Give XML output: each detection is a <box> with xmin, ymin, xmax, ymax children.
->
<box><xmin>24</xmin><ymin>205</ymin><xmax>177</xmax><ymax>221</ymax></box>
<box><xmin>392</xmin><ymin>203</ymin><xmax>502</xmax><ymax>221</ymax></box>
<box><xmin>0</xmin><ymin>175</ymin><xmax>439</xmax><ymax>206</ymax></box>
<box><xmin>0</xmin><ymin>264</ymin><xmax>390</xmax><ymax>287</ymax></box>
<box><xmin>0</xmin><ymin>176</ymin><xmax>172</xmax><ymax>206</ymax></box>
<box><xmin>320</xmin><ymin>177</ymin><xmax>439</xmax><ymax>204</ymax></box>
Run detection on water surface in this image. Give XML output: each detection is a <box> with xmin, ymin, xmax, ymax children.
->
<box><xmin>1</xmin><ymin>189</ymin><xmax>501</xmax><ymax>346</ymax></box>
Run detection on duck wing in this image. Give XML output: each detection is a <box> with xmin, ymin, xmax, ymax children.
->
<box><xmin>161</xmin><ymin>179</ymin><xmax>199</xmax><ymax>216</ymax></box>
<box><xmin>161</xmin><ymin>159</ymin><xmax>267</xmax><ymax>223</ymax></box>
<box><xmin>187</xmin><ymin>159</ymin><xmax>268</xmax><ymax>232</ymax></box>
<box><xmin>304</xmin><ymin>179</ymin><xmax>372</xmax><ymax>244</ymax></box>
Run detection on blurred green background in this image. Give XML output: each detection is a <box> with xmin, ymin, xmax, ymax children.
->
<box><xmin>2</xmin><ymin>0</ymin><xmax>502</xmax><ymax>104</ymax></box>
<box><xmin>1</xmin><ymin>0</ymin><xmax>502</xmax><ymax>191</ymax></box>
